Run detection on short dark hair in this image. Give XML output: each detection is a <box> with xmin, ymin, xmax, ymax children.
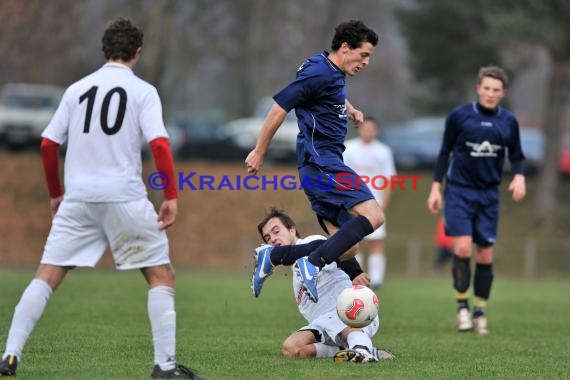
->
<box><xmin>331</xmin><ymin>20</ymin><xmax>378</xmax><ymax>51</ymax></box>
<box><xmin>257</xmin><ymin>207</ymin><xmax>300</xmax><ymax>243</ymax></box>
<box><xmin>478</xmin><ymin>65</ymin><xmax>509</xmax><ymax>88</ymax></box>
<box><xmin>102</xmin><ymin>17</ymin><xmax>143</xmax><ymax>61</ymax></box>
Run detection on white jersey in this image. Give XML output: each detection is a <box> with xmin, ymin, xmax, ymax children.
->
<box><xmin>42</xmin><ymin>62</ymin><xmax>168</xmax><ymax>202</ymax></box>
<box><xmin>343</xmin><ymin>138</ymin><xmax>396</xmax><ymax>204</ymax></box>
<box><xmin>292</xmin><ymin>235</ymin><xmax>354</xmax><ymax>323</ymax></box>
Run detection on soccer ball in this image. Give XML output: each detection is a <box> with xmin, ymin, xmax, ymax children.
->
<box><xmin>336</xmin><ymin>285</ymin><xmax>379</xmax><ymax>328</ymax></box>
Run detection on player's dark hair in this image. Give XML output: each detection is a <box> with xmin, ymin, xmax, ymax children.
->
<box><xmin>257</xmin><ymin>207</ymin><xmax>301</xmax><ymax>242</ymax></box>
<box><xmin>478</xmin><ymin>65</ymin><xmax>509</xmax><ymax>88</ymax></box>
<box><xmin>102</xmin><ymin>17</ymin><xmax>143</xmax><ymax>61</ymax></box>
<box><xmin>331</xmin><ymin>20</ymin><xmax>378</xmax><ymax>51</ymax></box>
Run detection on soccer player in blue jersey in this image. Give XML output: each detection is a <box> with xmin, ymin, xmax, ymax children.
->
<box><xmin>427</xmin><ymin>66</ymin><xmax>526</xmax><ymax>334</ymax></box>
<box><xmin>245</xmin><ymin>20</ymin><xmax>382</xmax><ymax>303</ymax></box>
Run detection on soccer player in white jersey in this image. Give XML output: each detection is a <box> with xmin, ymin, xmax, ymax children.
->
<box><xmin>257</xmin><ymin>208</ymin><xmax>394</xmax><ymax>363</ymax></box>
<box><xmin>343</xmin><ymin>117</ymin><xmax>396</xmax><ymax>289</ymax></box>
<box><xmin>0</xmin><ymin>18</ymin><xmax>204</xmax><ymax>379</ymax></box>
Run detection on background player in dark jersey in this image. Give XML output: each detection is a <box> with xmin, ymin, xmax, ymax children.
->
<box><xmin>427</xmin><ymin>65</ymin><xmax>526</xmax><ymax>334</ymax></box>
<box><xmin>245</xmin><ymin>20</ymin><xmax>382</xmax><ymax>303</ymax></box>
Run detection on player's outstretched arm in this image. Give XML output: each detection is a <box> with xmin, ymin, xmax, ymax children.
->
<box><xmin>245</xmin><ymin>102</ymin><xmax>287</xmax><ymax>175</ymax></box>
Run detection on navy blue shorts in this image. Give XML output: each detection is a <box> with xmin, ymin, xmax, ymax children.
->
<box><xmin>298</xmin><ymin>164</ymin><xmax>375</xmax><ymax>232</ymax></box>
<box><xmin>444</xmin><ymin>183</ymin><xmax>499</xmax><ymax>246</ymax></box>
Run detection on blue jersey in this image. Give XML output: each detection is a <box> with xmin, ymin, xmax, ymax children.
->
<box><xmin>434</xmin><ymin>102</ymin><xmax>525</xmax><ymax>189</ymax></box>
<box><xmin>273</xmin><ymin>51</ymin><xmax>348</xmax><ymax>168</ymax></box>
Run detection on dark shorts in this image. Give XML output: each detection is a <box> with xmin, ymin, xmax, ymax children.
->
<box><xmin>298</xmin><ymin>164</ymin><xmax>375</xmax><ymax>232</ymax></box>
<box><xmin>444</xmin><ymin>183</ymin><xmax>499</xmax><ymax>246</ymax></box>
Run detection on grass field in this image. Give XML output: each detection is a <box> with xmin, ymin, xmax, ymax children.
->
<box><xmin>1</xmin><ymin>270</ymin><xmax>568</xmax><ymax>379</ymax></box>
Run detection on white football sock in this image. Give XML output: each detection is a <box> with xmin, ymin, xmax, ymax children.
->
<box><xmin>369</xmin><ymin>253</ymin><xmax>386</xmax><ymax>287</ymax></box>
<box><xmin>314</xmin><ymin>343</ymin><xmax>340</xmax><ymax>358</ymax></box>
<box><xmin>148</xmin><ymin>286</ymin><xmax>176</xmax><ymax>370</ymax></box>
<box><xmin>4</xmin><ymin>279</ymin><xmax>53</xmax><ymax>359</ymax></box>
<box><xmin>346</xmin><ymin>331</ymin><xmax>373</xmax><ymax>352</ymax></box>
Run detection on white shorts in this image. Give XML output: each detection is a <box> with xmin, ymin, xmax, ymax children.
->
<box><xmin>299</xmin><ymin>309</ymin><xmax>380</xmax><ymax>347</ymax></box>
<box><xmin>41</xmin><ymin>199</ymin><xmax>170</xmax><ymax>270</ymax></box>
<box><xmin>363</xmin><ymin>218</ymin><xmax>387</xmax><ymax>241</ymax></box>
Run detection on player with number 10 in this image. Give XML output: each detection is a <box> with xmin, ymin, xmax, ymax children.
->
<box><xmin>0</xmin><ymin>18</ymin><xmax>203</xmax><ymax>379</ymax></box>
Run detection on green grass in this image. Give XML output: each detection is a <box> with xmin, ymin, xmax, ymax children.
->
<box><xmin>1</xmin><ymin>270</ymin><xmax>569</xmax><ymax>379</ymax></box>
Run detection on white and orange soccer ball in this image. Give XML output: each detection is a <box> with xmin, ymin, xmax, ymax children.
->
<box><xmin>336</xmin><ymin>285</ymin><xmax>379</xmax><ymax>328</ymax></box>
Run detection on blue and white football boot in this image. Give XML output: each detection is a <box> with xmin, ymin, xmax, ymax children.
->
<box><xmin>251</xmin><ymin>244</ymin><xmax>275</xmax><ymax>297</ymax></box>
<box><xmin>297</xmin><ymin>257</ymin><xmax>320</xmax><ymax>302</ymax></box>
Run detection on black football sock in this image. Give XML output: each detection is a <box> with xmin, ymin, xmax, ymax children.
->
<box><xmin>269</xmin><ymin>239</ymin><xmax>326</xmax><ymax>266</ymax></box>
<box><xmin>452</xmin><ymin>255</ymin><xmax>471</xmax><ymax>310</ymax></box>
<box><xmin>308</xmin><ymin>215</ymin><xmax>374</xmax><ymax>267</ymax></box>
<box><xmin>474</xmin><ymin>263</ymin><xmax>494</xmax><ymax>299</ymax></box>
<box><xmin>473</xmin><ymin>263</ymin><xmax>493</xmax><ymax>316</ymax></box>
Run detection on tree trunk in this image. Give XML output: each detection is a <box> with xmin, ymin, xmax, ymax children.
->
<box><xmin>535</xmin><ymin>61</ymin><xmax>570</xmax><ymax>226</ymax></box>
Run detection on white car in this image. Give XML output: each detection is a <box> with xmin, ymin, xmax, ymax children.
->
<box><xmin>223</xmin><ymin>98</ymin><xmax>298</xmax><ymax>162</ymax></box>
<box><xmin>0</xmin><ymin>83</ymin><xmax>64</xmax><ymax>148</ymax></box>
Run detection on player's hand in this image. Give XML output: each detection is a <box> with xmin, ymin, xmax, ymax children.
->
<box><xmin>352</xmin><ymin>273</ymin><xmax>370</xmax><ymax>287</ymax></box>
<box><xmin>508</xmin><ymin>174</ymin><xmax>526</xmax><ymax>202</ymax></box>
<box><xmin>158</xmin><ymin>199</ymin><xmax>178</xmax><ymax>230</ymax></box>
<box><xmin>427</xmin><ymin>183</ymin><xmax>442</xmax><ymax>214</ymax></box>
<box><xmin>348</xmin><ymin>108</ymin><xmax>364</xmax><ymax>127</ymax></box>
<box><xmin>49</xmin><ymin>195</ymin><xmax>63</xmax><ymax>218</ymax></box>
<box><xmin>245</xmin><ymin>149</ymin><xmax>264</xmax><ymax>175</ymax></box>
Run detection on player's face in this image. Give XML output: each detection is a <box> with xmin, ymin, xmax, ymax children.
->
<box><xmin>358</xmin><ymin>120</ymin><xmax>378</xmax><ymax>143</ymax></box>
<box><xmin>261</xmin><ymin>217</ymin><xmax>297</xmax><ymax>246</ymax></box>
<box><xmin>476</xmin><ymin>77</ymin><xmax>506</xmax><ymax>109</ymax></box>
<box><xmin>342</xmin><ymin>42</ymin><xmax>375</xmax><ymax>76</ymax></box>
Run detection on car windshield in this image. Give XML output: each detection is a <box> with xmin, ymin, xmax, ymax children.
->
<box><xmin>0</xmin><ymin>94</ymin><xmax>59</xmax><ymax>109</ymax></box>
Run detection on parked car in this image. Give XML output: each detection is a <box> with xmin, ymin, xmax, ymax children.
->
<box><xmin>222</xmin><ymin>97</ymin><xmax>298</xmax><ymax>162</ymax></box>
<box><xmin>0</xmin><ymin>83</ymin><xmax>64</xmax><ymax>148</ymax></box>
<box><xmin>380</xmin><ymin>117</ymin><xmax>545</xmax><ymax>172</ymax></box>
<box><xmin>174</xmin><ymin>119</ymin><xmax>249</xmax><ymax>161</ymax></box>
<box><xmin>380</xmin><ymin>117</ymin><xmax>445</xmax><ymax>170</ymax></box>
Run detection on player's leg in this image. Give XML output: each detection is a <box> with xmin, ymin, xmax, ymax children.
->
<box><xmin>2</xmin><ymin>201</ymin><xmax>102</xmax><ymax>376</ymax></box>
<box><xmin>444</xmin><ymin>184</ymin><xmax>477</xmax><ymax>331</ymax></box>
<box><xmin>0</xmin><ymin>264</ymin><xmax>71</xmax><ymax>376</ymax></box>
<box><xmin>471</xmin><ymin>188</ymin><xmax>498</xmax><ymax>335</ymax></box>
<box><xmin>473</xmin><ymin>246</ymin><xmax>493</xmax><ymax>335</ymax></box>
<box><xmin>335</xmin><ymin>316</ymin><xmax>385</xmax><ymax>363</ymax></box>
<box><xmin>105</xmin><ymin>199</ymin><xmax>201</xmax><ymax>379</ymax></box>
<box><xmin>367</xmin><ymin>234</ymin><xmax>386</xmax><ymax>289</ymax></box>
<box><xmin>281</xmin><ymin>330</ymin><xmax>322</xmax><ymax>358</ymax></box>
<box><xmin>140</xmin><ymin>264</ymin><xmax>178</xmax><ymax>372</ymax></box>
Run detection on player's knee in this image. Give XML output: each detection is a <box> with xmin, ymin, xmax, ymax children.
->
<box><xmin>454</xmin><ymin>244</ymin><xmax>471</xmax><ymax>258</ymax></box>
<box><xmin>281</xmin><ymin>343</ymin><xmax>302</xmax><ymax>358</ymax></box>
<box><xmin>370</xmin><ymin>209</ymin><xmax>384</xmax><ymax>229</ymax></box>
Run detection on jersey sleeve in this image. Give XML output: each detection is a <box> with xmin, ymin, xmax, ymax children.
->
<box><xmin>139</xmin><ymin>87</ymin><xmax>168</xmax><ymax>142</ymax></box>
<box><xmin>273</xmin><ymin>67</ymin><xmax>327</xmax><ymax>112</ymax></box>
<box><xmin>507</xmin><ymin>117</ymin><xmax>525</xmax><ymax>174</ymax></box>
<box><xmin>41</xmin><ymin>90</ymin><xmax>70</xmax><ymax>144</ymax></box>
<box><xmin>434</xmin><ymin>110</ymin><xmax>460</xmax><ymax>182</ymax></box>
